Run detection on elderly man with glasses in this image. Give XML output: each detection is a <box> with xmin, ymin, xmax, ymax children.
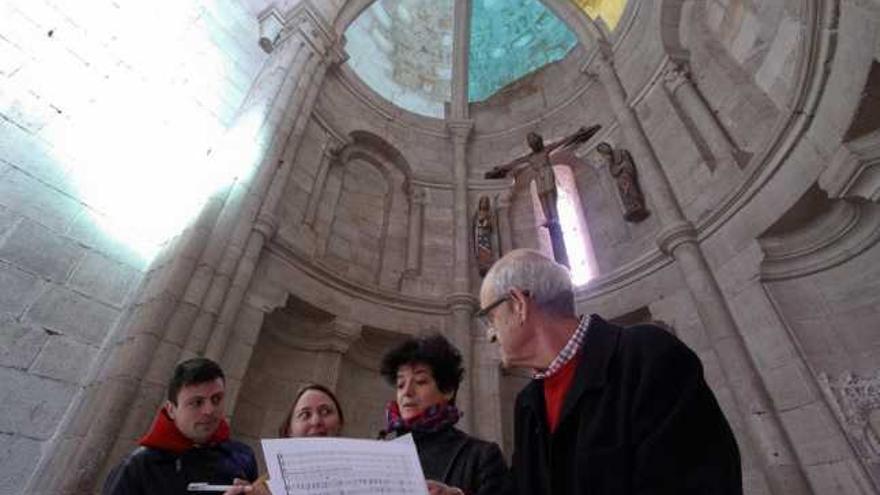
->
<box><xmin>477</xmin><ymin>249</ymin><xmax>742</xmax><ymax>495</ymax></box>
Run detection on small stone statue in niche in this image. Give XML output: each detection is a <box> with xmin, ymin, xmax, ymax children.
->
<box><xmin>597</xmin><ymin>142</ymin><xmax>650</xmax><ymax>223</ymax></box>
<box><xmin>473</xmin><ymin>195</ymin><xmax>496</xmax><ymax>277</ymax></box>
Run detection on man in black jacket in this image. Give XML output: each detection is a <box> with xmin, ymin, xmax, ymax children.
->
<box><xmin>102</xmin><ymin>358</ymin><xmax>263</xmax><ymax>494</ymax></box>
<box><xmin>477</xmin><ymin>249</ymin><xmax>742</xmax><ymax>494</ymax></box>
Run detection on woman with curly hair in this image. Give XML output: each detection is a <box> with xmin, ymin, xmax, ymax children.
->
<box><xmin>380</xmin><ymin>333</ymin><xmax>509</xmax><ymax>495</ymax></box>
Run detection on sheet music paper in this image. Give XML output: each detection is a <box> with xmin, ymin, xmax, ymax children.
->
<box><xmin>261</xmin><ymin>435</ymin><xmax>429</xmax><ymax>495</ymax></box>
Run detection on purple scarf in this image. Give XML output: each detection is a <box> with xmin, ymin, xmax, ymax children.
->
<box><xmin>382</xmin><ymin>401</ymin><xmax>462</xmax><ymax>437</ymax></box>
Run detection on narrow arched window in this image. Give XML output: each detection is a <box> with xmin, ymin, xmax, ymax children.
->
<box><xmin>530</xmin><ymin>165</ymin><xmax>598</xmax><ymax>286</ymax></box>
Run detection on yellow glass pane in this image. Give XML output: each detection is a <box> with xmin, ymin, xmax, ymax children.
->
<box><xmin>571</xmin><ymin>0</ymin><xmax>626</xmax><ymax>31</ymax></box>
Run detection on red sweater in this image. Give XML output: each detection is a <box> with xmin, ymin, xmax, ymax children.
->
<box><xmin>543</xmin><ymin>352</ymin><xmax>582</xmax><ymax>433</ymax></box>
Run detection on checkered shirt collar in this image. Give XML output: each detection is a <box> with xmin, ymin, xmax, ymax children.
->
<box><xmin>532</xmin><ymin>314</ymin><xmax>591</xmax><ymax>380</ymax></box>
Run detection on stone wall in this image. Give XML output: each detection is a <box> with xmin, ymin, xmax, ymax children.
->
<box><xmin>0</xmin><ymin>0</ymin><xmax>266</xmax><ymax>490</ymax></box>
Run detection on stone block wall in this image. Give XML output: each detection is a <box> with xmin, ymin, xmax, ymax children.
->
<box><xmin>0</xmin><ymin>0</ymin><xmax>267</xmax><ymax>489</ymax></box>
<box><xmin>336</xmin><ymin>358</ymin><xmax>391</xmax><ymax>440</ymax></box>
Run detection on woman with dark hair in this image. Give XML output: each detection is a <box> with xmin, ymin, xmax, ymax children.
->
<box><xmin>380</xmin><ymin>334</ymin><xmax>508</xmax><ymax>495</ymax></box>
<box><xmin>279</xmin><ymin>384</ymin><xmax>344</xmax><ymax>438</ymax></box>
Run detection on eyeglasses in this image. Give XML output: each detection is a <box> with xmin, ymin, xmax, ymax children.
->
<box><xmin>475</xmin><ymin>290</ymin><xmax>530</xmax><ymax>333</ymax></box>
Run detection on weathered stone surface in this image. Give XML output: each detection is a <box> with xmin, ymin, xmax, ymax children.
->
<box><xmin>0</xmin><ymin>206</ymin><xmax>18</xmax><ymax>239</ymax></box>
<box><xmin>0</xmin><ymin>367</ymin><xmax>76</xmax><ymax>439</ymax></box>
<box><xmin>26</xmin><ymin>286</ymin><xmax>120</xmax><ymax>345</ymax></box>
<box><xmin>0</xmin><ymin>167</ymin><xmax>81</xmax><ymax>232</ymax></box>
<box><xmin>0</xmin><ymin>262</ymin><xmax>43</xmax><ymax>317</ymax></box>
<box><xmin>0</xmin><ymin>220</ymin><xmax>84</xmax><ymax>283</ymax></box>
<box><xmin>0</xmin><ymin>433</ymin><xmax>42</xmax><ymax>493</ymax></box>
<box><xmin>69</xmin><ymin>252</ymin><xmax>141</xmax><ymax>307</ymax></box>
<box><xmin>0</xmin><ymin>316</ymin><xmax>48</xmax><ymax>370</ymax></box>
<box><xmin>29</xmin><ymin>334</ymin><xmax>98</xmax><ymax>384</ymax></box>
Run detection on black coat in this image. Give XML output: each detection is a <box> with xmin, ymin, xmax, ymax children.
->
<box><xmin>414</xmin><ymin>426</ymin><xmax>509</xmax><ymax>495</ymax></box>
<box><xmin>510</xmin><ymin>316</ymin><xmax>742</xmax><ymax>495</ymax></box>
<box><xmin>102</xmin><ymin>440</ymin><xmax>258</xmax><ymax>495</ymax></box>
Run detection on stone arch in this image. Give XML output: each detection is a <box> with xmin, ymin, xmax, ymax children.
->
<box><xmin>657</xmin><ymin>0</ymin><xmax>689</xmax><ymax>58</ymax></box>
<box><xmin>316</xmin><ymin>131</ymin><xmax>412</xmax><ymax>289</ymax></box>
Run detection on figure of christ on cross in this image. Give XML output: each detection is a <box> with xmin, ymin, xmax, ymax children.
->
<box><xmin>485</xmin><ymin>124</ymin><xmax>601</xmax><ymax>267</ymax></box>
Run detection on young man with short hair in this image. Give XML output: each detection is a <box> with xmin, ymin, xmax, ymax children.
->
<box><xmin>103</xmin><ymin>358</ymin><xmax>261</xmax><ymax>494</ymax></box>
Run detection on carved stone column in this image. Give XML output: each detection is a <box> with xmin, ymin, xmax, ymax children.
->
<box><xmin>447</xmin><ymin>293</ymin><xmax>477</xmax><ymax>434</ymax></box>
<box><xmin>663</xmin><ymin>63</ymin><xmax>749</xmax><ymax>169</ymax></box>
<box><xmin>446</xmin><ymin>120</ymin><xmax>475</xmax><ymax>433</ymax></box>
<box><xmin>590</xmin><ymin>48</ymin><xmax>812</xmax><ymax>494</ymax></box>
<box><xmin>311</xmin><ymin>318</ymin><xmax>363</xmax><ymax>391</ymax></box>
<box><xmin>473</xmin><ymin>333</ymin><xmax>504</xmax><ymax>446</ymax></box>
<box><xmin>205</xmin><ymin>21</ymin><xmax>345</xmax><ymax>363</ymax></box>
<box><xmin>404</xmin><ymin>184</ymin><xmax>427</xmax><ymax>277</ymax></box>
<box><xmin>496</xmin><ymin>189</ymin><xmax>514</xmax><ymax>256</ymax></box>
<box><xmin>448</xmin><ymin>121</ymin><xmax>473</xmax><ymax>293</ymax></box>
<box><xmin>304</xmin><ymin>138</ymin><xmax>343</xmax><ymax>227</ymax></box>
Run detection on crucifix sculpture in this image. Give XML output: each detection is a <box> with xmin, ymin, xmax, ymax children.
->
<box><xmin>485</xmin><ymin>124</ymin><xmax>601</xmax><ymax>267</ymax></box>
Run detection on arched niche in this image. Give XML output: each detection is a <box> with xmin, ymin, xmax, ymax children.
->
<box><xmin>230</xmin><ymin>293</ymin><xmax>418</xmax><ymax>470</ymax></box>
<box><xmin>314</xmin><ymin>131</ymin><xmax>412</xmax><ymax>290</ymax></box>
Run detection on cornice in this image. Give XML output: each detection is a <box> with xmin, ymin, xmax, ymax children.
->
<box><xmin>760</xmin><ymin>201</ymin><xmax>880</xmax><ymax>281</ymax></box>
<box><xmin>820</xmin><ymin>130</ymin><xmax>880</xmax><ymax>202</ymax></box>
<box><xmin>267</xmin><ymin>237</ymin><xmax>450</xmax><ymax>316</ymax></box>
<box><xmin>574</xmin><ymin>247</ymin><xmax>673</xmax><ymax>303</ymax></box>
<box><xmin>332</xmin><ymin>65</ymin><xmax>450</xmax><ymax>138</ymax></box>
<box><xmin>280</xmin><ymin>0</ymin><xmax>345</xmax><ymax>63</ymax></box>
<box><xmin>264</xmin><ymin>318</ymin><xmax>361</xmax><ymax>354</ymax></box>
<box><xmin>656</xmin><ymin>220</ymin><xmax>698</xmax><ymax>256</ymax></box>
<box><xmin>446</xmin><ymin>292</ymin><xmax>478</xmax><ymax>310</ymax></box>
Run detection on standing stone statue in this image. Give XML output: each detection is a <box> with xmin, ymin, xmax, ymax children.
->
<box><xmin>473</xmin><ymin>195</ymin><xmax>496</xmax><ymax>277</ymax></box>
<box><xmin>485</xmin><ymin>124</ymin><xmax>601</xmax><ymax>267</ymax></box>
<box><xmin>597</xmin><ymin>142</ymin><xmax>650</xmax><ymax>223</ymax></box>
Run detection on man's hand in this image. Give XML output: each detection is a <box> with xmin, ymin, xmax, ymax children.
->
<box><xmin>223</xmin><ymin>478</ymin><xmax>272</xmax><ymax>495</ymax></box>
<box><xmin>426</xmin><ymin>479</ymin><xmax>464</xmax><ymax>495</ymax></box>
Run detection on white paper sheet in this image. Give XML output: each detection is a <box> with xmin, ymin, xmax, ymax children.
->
<box><xmin>261</xmin><ymin>435</ymin><xmax>429</xmax><ymax>495</ymax></box>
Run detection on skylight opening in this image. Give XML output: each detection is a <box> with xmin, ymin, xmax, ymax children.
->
<box><xmin>571</xmin><ymin>0</ymin><xmax>628</xmax><ymax>32</ymax></box>
<box><xmin>469</xmin><ymin>0</ymin><xmax>578</xmax><ymax>102</ymax></box>
<box><xmin>345</xmin><ymin>0</ymin><xmax>454</xmax><ymax>118</ymax></box>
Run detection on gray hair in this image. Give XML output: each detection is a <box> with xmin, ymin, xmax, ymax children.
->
<box><xmin>483</xmin><ymin>249</ymin><xmax>575</xmax><ymax>317</ymax></box>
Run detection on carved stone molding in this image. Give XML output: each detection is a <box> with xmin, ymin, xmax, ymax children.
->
<box><xmin>820</xmin><ymin>130</ymin><xmax>880</xmax><ymax>203</ymax></box>
<box><xmin>255</xmin><ymin>211</ymin><xmax>280</xmax><ymax>239</ymax></box>
<box><xmin>446</xmin><ymin>120</ymin><xmax>474</xmax><ymax>144</ymax></box>
<box><xmin>662</xmin><ymin>62</ymin><xmax>691</xmax><ymax>93</ymax></box>
<box><xmin>266</xmin><ymin>316</ymin><xmax>362</xmax><ymax>354</ymax></box>
<box><xmin>257</xmin><ymin>8</ymin><xmax>285</xmax><ymax>53</ymax></box>
<box><xmin>656</xmin><ymin>220</ymin><xmax>697</xmax><ymax>256</ymax></box>
<box><xmin>818</xmin><ymin>371</ymin><xmax>880</xmax><ymax>486</ymax></box>
<box><xmin>267</xmin><ymin>239</ymin><xmax>450</xmax><ymax>316</ymax></box>
<box><xmin>277</xmin><ymin>1</ymin><xmax>346</xmax><ymax>64</ymax></box>
<box><xmin>406</xmin><ymin>184</ymin><xmax>427</xmax><ymax>205</ymax></box>
<box><xmin>760</xmin><ymin>201</ymin><xmax>880</xmax><ymax>281</ymax></box>
<box><xmin>446</xmin><ymin>292</ymin><xmax>478</xmax><ymax>311</ymax></box>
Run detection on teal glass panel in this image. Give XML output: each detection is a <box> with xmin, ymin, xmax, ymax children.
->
<box><xmin>469</xmin><ymin>0</ymin><xmax>578</xmax><ymax>102</ymax></box>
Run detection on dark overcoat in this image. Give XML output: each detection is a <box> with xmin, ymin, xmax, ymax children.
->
<box><xmin>102</xmin><ymin>440</ymin><xmax>257</xmax><ymax>495</ymax></box>
<box><xmin>414</xmin><ymin>426</ymin><xmax>509</xmax><ymax>495</ymax></box>
<box><xmin>510</xmin><ymin>315</ymin><xmax>742</xmax><ymax>495</ymax></box>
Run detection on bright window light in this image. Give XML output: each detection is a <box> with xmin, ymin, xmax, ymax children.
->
<box><xmin>1</xmin><ymin>0</ymin><xmax>263</xmax><ymax>262</ymax></box>
<box><xmin>530</xmin><ymin>165</ymin><xmax>599</xmax><ymax>286</ymax></box>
